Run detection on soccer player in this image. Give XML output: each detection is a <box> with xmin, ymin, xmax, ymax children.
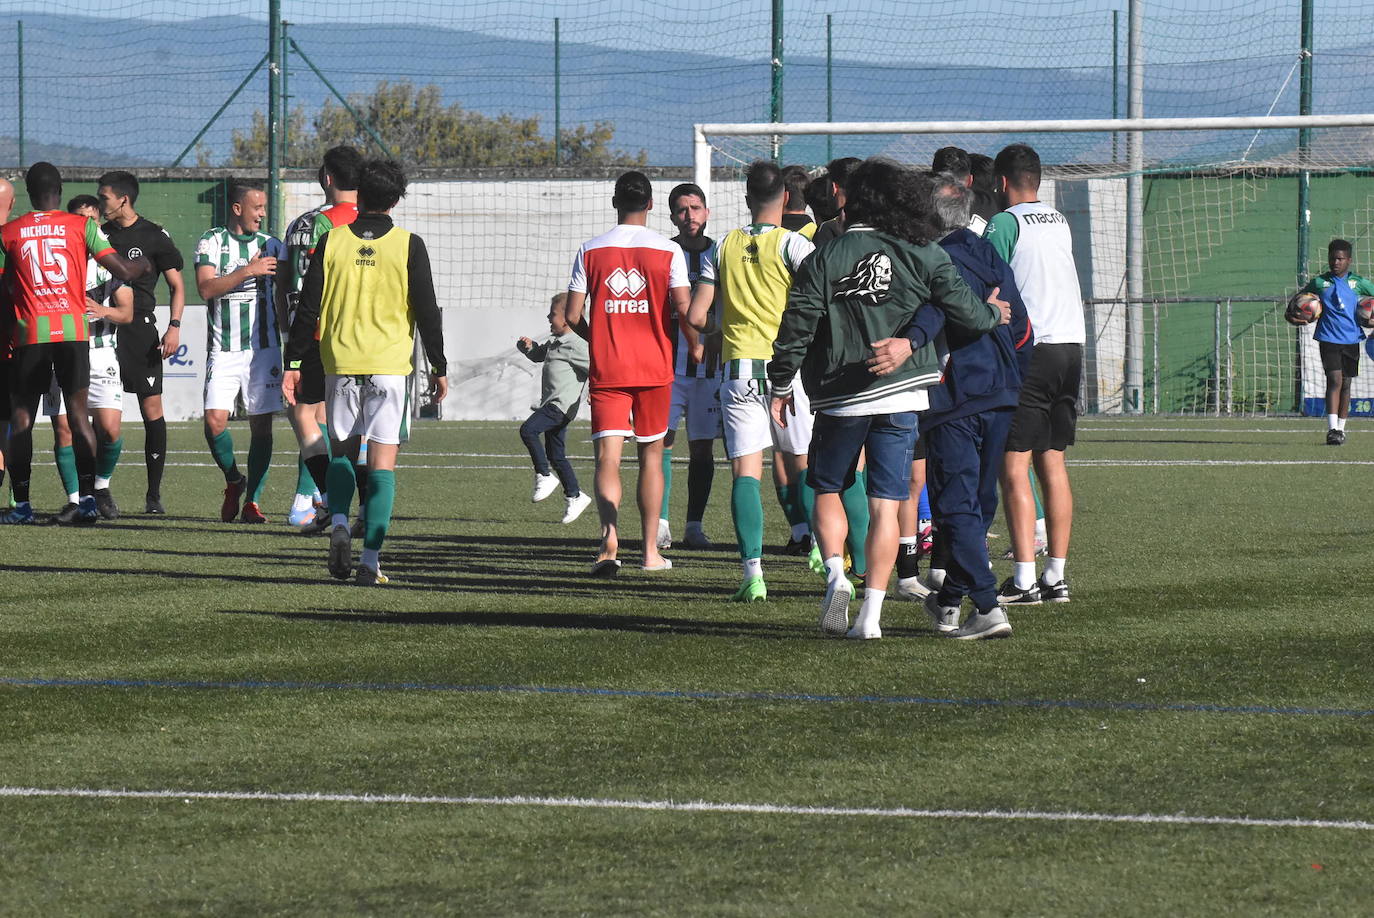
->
<box><xmin>282</xmin><ymin>145</ymin><xmax>362</xmax><ymax>525</ymax></box>
<box><xmin>565</xmin><ymin>170</ymin><xmax>690</xmax><ymax>576</ymax></box>
<box><xmin>871</xmin><ymin>173</ymin><xmax>1030</xmax><ymax>639</ymax></box>
<box><xmin>687</xmin><ymin>161</ymin><xmax>816</xmax><ymax>601</ymax></box>
<box><xmin>0</xmin><ymin>176</ymin><xmax>13</xmax><ymax>500</ymax></box>
<box><xmin>194</xmin><ymin>181</ymin><xmax>287</xmax><ymax>524</ymax></box>
<box><xmin>659</xmin><ymin>181</ymin><xmax>721</xmax><ymax>550</ymax></box>
<box><xmin>0</xmin><ymin>163</ymin><xmax>149</xmax><ymax>524</ymax></box>
<box><xmin>284</xmin><ymin>158</ymin><xmax>447</xmax><ymax>585</ymax></box>
<box><xmin>986</xmin><ymin>143</ymin><xmax>1084</xmax><ymax>605</ymax></box>
<box><xmin>968</xmin><ymin>153</ymin><xmax>1000</xmax><ymax>226</ymax></box>
<box><xmin>518</xmin><ymin>292</ymin><xmax>592</xmax><ymax>524</ymax></box>
<box><xmin>780</xmin><ymin>165</ymin><xmax>817</xmax><ymax>239</ymax></box>
<box><xmin>98</xmin><ymin>170</ymin><xmax>186</xmax><ymax>515</ymax></box>
<box><xmin>1295</xmin><ymin>239</ymin><xmax>1374</xmax><ymax>445</ymax></box>
<box><xmin>771</xmin><ymin>160</ymin><xmax>1010</xmax><ymax>639</ymax></box>
<box><xmin>39</xmin><ymin>195</ymin><xmax>135</xmax><ymax>521</ymax></box>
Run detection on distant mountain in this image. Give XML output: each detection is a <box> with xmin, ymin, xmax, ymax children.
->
<box><xmin>0</xmin><ymin>136</ymin><xmax>155</xmax><ymax>169</ymax></box>
<box><xmin>2</xmin><ymin>13</ymin><xmax>1371</xmax><ymax>168</ymax></box>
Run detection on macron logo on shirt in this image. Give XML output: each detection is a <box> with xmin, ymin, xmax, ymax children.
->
<box><xmin>604</xmin><ymin>267</ymin><xmax>649</xmax><ymax>314</ymax></box>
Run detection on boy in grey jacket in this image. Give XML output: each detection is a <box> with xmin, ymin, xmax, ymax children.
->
<box><xmin>769</xmin><ymin>160</ymin><xmax>1008</xmax><ymax>639</ymax></box>
<box><xmin>518</xmin><ymin>292</ymin><xmax>592</xmax><ymax>524</ymax></box>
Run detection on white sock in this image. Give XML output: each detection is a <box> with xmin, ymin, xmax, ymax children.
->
<box><xmin>742</xmin><ymin>557</ymin><xmax>763</xmax><ymax>580</ymax></box>
<box><xmin>1328</xmin><ymin>413</ymin><xmax>1339</xmax><ymax>429</ymax></box>
<box><xmin>1034</xmin><ymin>517</ymin><xmax>1047</xmax><ymax>540</ymax></box>
<box><xmin>898</xmin><ymin>535</ymin><xmax>917</xmax><ymax>547</ymax></box>
<box><xmin>94</xmin><ymin>476</ymin><xmax>111</xmax><ymax>490</ymax></box>
<box><xmin>823</xmin><ymin>555</ymin><xmax>846</xmax><ymax>583</ymax></box>
<box><xmin>927</xmin><ymin>567</ymin><xmax>946</xmax><ymax>589</ymax></box>
<box><xmin>332</xmin><ymin>513</ymin><xmax>348</xmax><ymax>529</ymax></box>
<box><xmin>853</xmin><ymin>588</ymin><xmax>885</xmax><ymax>632</ymax></box>
<box><xmin>292</xmin><ymin>492</ymin><xmax>314</xmax><ymax>512</ymax></box>
<box><xmin>1044</xmin><ymin>557</ymin><xmax>1066</xmax><ymax>583</ymax></box>
<box><xmin>790</xmin><ymin>522</ymin><xmax>809</xmax><ymax>540</ymax></box>
<box><xmin>1014</xmin><ymin>561</ymin><xmax>1037</xmax><ymax>590</ymax></box>
<box><xmin>360</xmin><ymin>548</ymin><xmax>380</xmax><ymax>570</ymax></box>
<box><xmin>67</xmin><ymin>491</ymin><xmax>79</xmax><ymax>504</ymax></box>
<box><xmin>1336</xmin><ymin>416</ymin><xmax>1347</xmax><ymax>431</ymax></box>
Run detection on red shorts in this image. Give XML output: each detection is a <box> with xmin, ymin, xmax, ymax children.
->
<box><xmin>589</xmin><ymin>384</ymin><xmax>672</xmax><ymax>443</ymax></box>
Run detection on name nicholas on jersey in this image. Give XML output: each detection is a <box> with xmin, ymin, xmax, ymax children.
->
<box><xmin>19</xmin><ymin>224</ymin><xmax>66</xmax><ymax>239</ymax></box>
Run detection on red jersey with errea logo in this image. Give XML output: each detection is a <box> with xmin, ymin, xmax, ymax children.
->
<box><xmin>1</xmin><ymin>211</ymin><xmax>114</xmax><ymax>347</ymax></box>
<box><xmin>567</xmin><ymin>223</ymin><xmax>689</xmax><ymax>388</ymax></box>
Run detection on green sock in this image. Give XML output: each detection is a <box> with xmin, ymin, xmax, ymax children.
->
<box><xmin>1030</xmin><ymin>468</ymin><xmax>1045</xmax><ymax>520</ymax></box>
<box><xmin>54</xmin><ymin>444</ymin><xmax>79</xmax><ymax>498</ymax></box>
<box><xmin>842</xmin><ymin>470</ymin><xmax>870</xmax><ymax>576</ymax></box>
<box><xmin>363</xmin><ymin>469</ymin><xmax>396</xmax><ymax>551</ymax></box>
<box><xmin>326</xmin><ymin>456</ymin><xmax>357</xmax><ymax>519</ymax></box>
<box><xmin>97</xmin><ymin>436</ymin><xmax>123</xmax><ymax>481</ymax></box>
<box><xmin>246</xmin><ymin>432</ymin><xmax>272</xmax><ymax>503</ymax></box>
<box><xmin>776</xmin><ymin>482</ymin><xmax>808</xmax><ymax>527</ymax></box>
<box><xmin>659</xmin><ymin>449</ymin><xmax>674</xmax><ymax>519</ymax></box>
<box><xmin>799</xmin><ymin>476</ymin><xmax>816</xmax><ymax>529</ymax></box>
<box><xmin>295</xmin><ymin>455</ymin><xmax>315</xmax><ymax>498</ymax></box>
<box><xmin>207</xmin><ymin>429</ymin><xmax>240</xmax><ymax>482</ymax></box>
<box><xmin>731</xmin><ymin>475</ymin><xmax>764</xmax><ymax>562</ymax></box>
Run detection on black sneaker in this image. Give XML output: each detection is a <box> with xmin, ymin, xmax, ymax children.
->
<box><xmin>1327</xmin><ymin>428</ymin><xmax>1345</xmax><ymax>446</ymax></box>
<box><xmin>53</xmin><ymin>502</ymin><xmax>84</xmax><ymax>525</ymax></box>
<box><xmin>996</xmin><ymin>576</ymin><xmax>1042</xmax><ymax>605</ymax></box>
<box><xmin>1039</xmin><ymin>577</ymin><xmax>1071</xmax><ymax>603</ymax></box>
<box><xmin>94</xmin><ymin>488</ymin><xmax>120</xmax><ymax>520</ymax></box>
<box><xmin>783</xmin><ymin>533</ymin><xmax>812</xmax><ymax>556</ymax></box>
<box><xmin>144</xmin><ymin>493</ymin><xmax>166</xmax><ymax>515</ymax></box>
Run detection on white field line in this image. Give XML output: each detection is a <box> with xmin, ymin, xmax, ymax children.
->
<box><xmin>1</xmin><ymin>785</ymin><xmax>1370</xmax><ymax>832</ymax></box>
<box><xmin>143</xmin><ymin>459</ymin><xmax>1374</xmax><ymax>472</ymax></box>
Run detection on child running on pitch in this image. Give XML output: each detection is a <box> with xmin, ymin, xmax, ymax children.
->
<box><xmin>518</xmin><ymin>292</ymin><xmax>593</xmax><ymax>523</ymax></box>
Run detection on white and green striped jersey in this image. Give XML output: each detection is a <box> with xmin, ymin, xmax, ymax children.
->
<box><xmin>85</xmin><ymin>258</ymin><xmax>119</xmax><ymax>349</ymax></box>
<box><xmin>194</xmin><ymin>227</ymin><xmax>286</xmax><ymax>353</ymax></box>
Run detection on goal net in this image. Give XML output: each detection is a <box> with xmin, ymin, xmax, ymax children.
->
<box><xmin>696</xmin><ymin>115</ymin><xmax>1374</xmax><ymax>417</ymax></box>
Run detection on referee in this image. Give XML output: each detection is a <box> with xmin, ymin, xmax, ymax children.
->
<box><xmin>98</xmin><ymin>170</ymin><xmax>187</xmax><ymax>514</ymax></box>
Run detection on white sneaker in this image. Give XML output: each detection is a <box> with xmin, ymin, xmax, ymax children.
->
<box><xmin>531</xmin><ymin>473</ymin><xmax>559</xmax><ymax>502</ymax></box>
<box><xmin>818</xmin><ymin>577</ymin><xmax>853</xmax><ymax>636</ymax></box>
<box><xmin>656</xmin><ymin>518</ymin><xmax>672</xmax><ymax>550</ymax></box>
<box><xmin>895</xmin><ymin>576</ymin><xmax>932</xmax><ymax>601</ymax></box>
<box><xmin>561</xmin><ymin>491</ymin><xmax>592</xmax><ymax>524</ymax></box>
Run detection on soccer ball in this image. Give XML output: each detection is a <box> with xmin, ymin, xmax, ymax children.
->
<box><xmin>1358</xmin><ymin>297</ymin><xmax>1374</xmax><ymax>329</ymax></box>
<box><xmin>1286</xmin><ymin>292</ymin><xmax>1322</xmax><ymax>325</ymax></box>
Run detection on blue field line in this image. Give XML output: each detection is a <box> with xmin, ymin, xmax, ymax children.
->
<box><xmin>1</xmin><ymin>676</ymin><xmax>1369</xmax><ymax>718</ymax></box>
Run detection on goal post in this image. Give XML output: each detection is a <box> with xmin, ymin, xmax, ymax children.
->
<box><xmin>693</xmin><ymin>113</ymin><xmax>1374</xmax><ymax>417</ymax></box>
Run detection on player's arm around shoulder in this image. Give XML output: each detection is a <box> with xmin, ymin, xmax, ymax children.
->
<box><xmin>770</xmin><ymin>242</ymin><xmax>829</xmax><ymax>388</ymax></box>
<box><xmin>923</xmin><ymin>246</ymin><xmax>1003</xmax><ymax>333</ymax></box>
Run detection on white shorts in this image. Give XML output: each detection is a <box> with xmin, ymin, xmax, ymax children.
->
<box><xmin>204</xmin><ymin>347</ymin><xmax>285</xmax><ymax>415</ymax></box>
<box><xmin>720</xmin><ymin>372</ymin><xmax>813</xmax><ymax>460</ymax></box>
<box><xmin>326</xmin><ymin>373</ymin><xmax>408</xmax><ymax>446</ymax></box>
<box><xmin>668</xmin><ymin>375</ymin><xmax>722</xmax><ymax>442</ymax></box>
<box><xmin>40</xmin><ymin>348</ymin><xmax>124</xmax><ymax>417</ymax></box>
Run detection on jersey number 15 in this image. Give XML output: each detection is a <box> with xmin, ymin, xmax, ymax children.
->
<box><xmin>20</xmin><ymin>237</ymin><xmax>71</xmax><ymax>286</ymax></box>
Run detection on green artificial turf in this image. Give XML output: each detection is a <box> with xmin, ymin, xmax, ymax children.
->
<box><xmin>1</xmin><ymin>417</ymin><xmax>1371</xmax><ymax>915</ymax></box>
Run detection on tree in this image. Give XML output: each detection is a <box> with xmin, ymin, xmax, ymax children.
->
<box><xmin>229</xmin><ymin>80</ymin><xmax>645</xmax><ymax>168</ymax></box>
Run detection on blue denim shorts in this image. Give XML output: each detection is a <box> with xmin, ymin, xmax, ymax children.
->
<box><xmin>806</xmin><ymin>411</ymin><xmax>919</xmax><ymax>500</ymax></box>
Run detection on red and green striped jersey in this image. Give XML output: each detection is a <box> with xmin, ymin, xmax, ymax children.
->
<box><xmin>194</xmin><ymin>227</ymin><xmax>286</xmax><ymax>353</ymax></box>
<box><xmin>0</xmin><ymin>211</ymin><xmax>113</xmax><ymax>347</ymax></box>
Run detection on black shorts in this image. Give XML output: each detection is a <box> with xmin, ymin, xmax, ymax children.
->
<box><xmin>1005</xmin><ymin>343</ymin><xmax>1082</xmax><ymax>453</ymax></box>
<box><xmin>912</xmin><ymin>433</ymin><xmax>926</xmax><ymax>461</ymax></box>
<box><xmin>116</xmin><ymin>314</ymin><xmax>163</xmax><ymax>397</ymax></box>
<box><xmin>296</xmin><ymin>344</ymin><xmax>326</xmax><ymax>406</ymax></box>
<box><xmin>1318</xmin><ymin>340</ymin><xmax>1361</xmax><ymax>378</ymax></box>
<box><xmin>9</xmin><ymin>342</ymin><xmax>89</xmax><ymax>405</ymax></box>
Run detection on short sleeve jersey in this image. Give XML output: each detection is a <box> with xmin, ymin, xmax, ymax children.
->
<box><xmin>85</xmin><ymin>258</ymin><xmax>120</xmax><ymax>349</ymax></box>
<box><xmin>985</xmin><ymin>203</ymin><xmax>1084</xmax><ymax>345</ymax></box>
<box><xmin>1</xmin><ymin>211</ymin><xmax>114</xmax><ymax>347</ymax></box>
<box><xmin>286</xmin><ymin>202</ymin><xmax>359</xmax><ymax>297</ymax></box>
<box><xmin>101</xmin><ymin>217</ymin><xmax>183</xmax><ymax>317</ymax></box>
<box><xmin>700</xmin><ymin>223</ymin><xmax>814</xmax><ymax>366</ymax></box>
<box><xmin>1302</xmin><ymin>271</ymin><xmax>1374</xmax><ymax>345</ymax></box>
<box><xmin>670</xmin><ymin>235</ymin><xmax>718</xmax><ymax>379</ymax></box>
<box><xmin>568</xmin><ymin>223</ymin><xmax>689</xmax><ymax>389</ymax></box>
<box><xmin>194</xmin><ymin>227</ymin><xmax>285</xmax><ymax>353</ymax></box>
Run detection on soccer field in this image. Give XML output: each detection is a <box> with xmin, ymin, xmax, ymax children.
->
<box><xmin>2</xmin><ymin>417</ymin><xmax>1372</xmax><ymax>915</ymax></box>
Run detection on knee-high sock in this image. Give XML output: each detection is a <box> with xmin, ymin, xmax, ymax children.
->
<box><xmin>362</xmin><ymin>469</ymin><xmax>396</xmax><ymax>552</ymax></box>
<box><xmin>685</xmin><ymin>454</ymin><xmax>714</xmax><ymax>524</ymax></box>
<box><xmin>145</xmin><ymin>417</ymin><xmax>167</xmax><ymax>496</ymax></box>
<box><xmin>206</xmin><ymin>429</ymin><xmax>240</xmax><ymax>483</ymax></box>
<box><xmin>775</xmin><ymin>483</ymin><xmax>807</xmax><ymax>528</ymax></box>
<box><xmin>1030</xmin><ymin>467</ymin><xmax>1045</xmax><ymax>520</ymax></box>
<box><xmin>246</xmin><ymin>431</ymin><xmax>272</xmax><ymax>503</ymax></box>
<box><xmin>799</xmin><ymin>475</ymin><xmax>816</xmax><ymax>529</ymax></box>
<box><xmin>731</xmin><ymin>475</ymin><xmax>764</xmax><ymax>562</ymax></box>
<box><xmin>326</xmin><ymin>456</ymin><xmax>357</xmax><ymax>520</ymax></box>
<box><xmin>54</xmin><ymin>444</ymin><xmax>79</xmax><ymax>499</ymax></box>
<box><xmin>659</xmin><ymin>448</ymin><xmax>674</xmax><ymax>519</ymax></box>
<box><xmin>97</xmin><ymin>436</ymin><xmax>123</xmax><ymax>482</ymax></box>
<box><xmin>304</xmin><ymin>453</ymin><xmax>331</xmax><ymax>502</ymax></box>
<box><xmin>842</xmin><ymin>470</ymin><xmax>870</xmax><ymax>575</ymax></box>
<box><xmin>354</xmin><ymin>463</ymin><xmax>370</xmax><ymax>511</ymax></box>
<box><xmin>294</xmin><ymin>456</ymin><xmax>314</xmax><ymax>498</ymax></box>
